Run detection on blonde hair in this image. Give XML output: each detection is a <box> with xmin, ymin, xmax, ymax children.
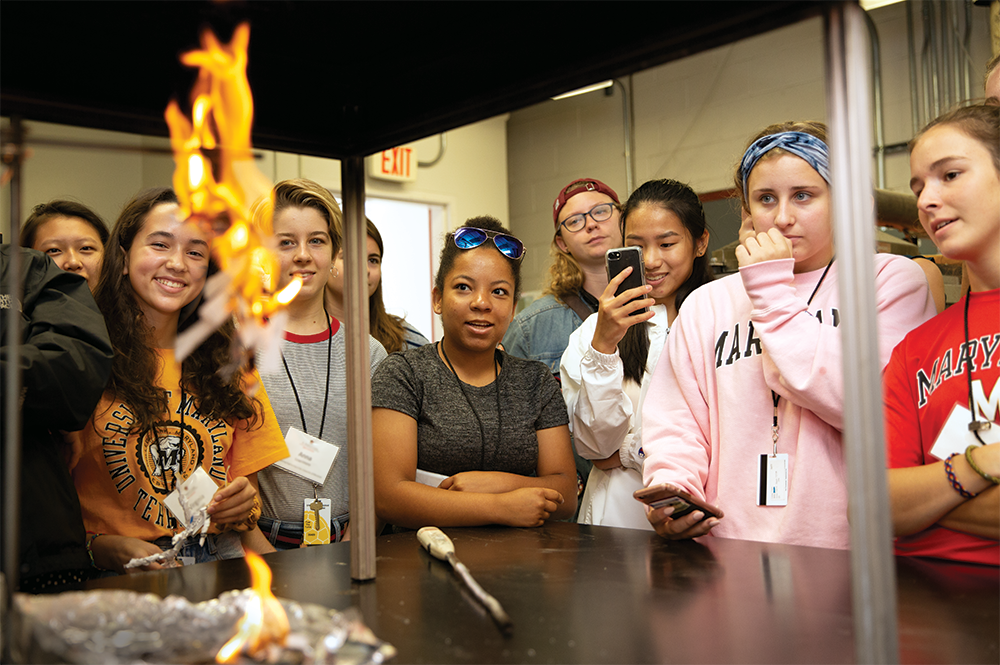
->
<box><xmin>543</xmin><ymin>236</ymin><xmax>585</xmax><ymax>301</ymax></box>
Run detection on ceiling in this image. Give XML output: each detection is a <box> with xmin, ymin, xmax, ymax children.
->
<box><xmin>1</xmin><ymin>1</ymin><xmax>825</xmax><ymax>159</ymax></box>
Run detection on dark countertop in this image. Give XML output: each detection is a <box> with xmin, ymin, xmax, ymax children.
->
<box><xmin>81</xmin><ymin>522</ymin><xmax>999</xmax><ymax>664</ymax></box>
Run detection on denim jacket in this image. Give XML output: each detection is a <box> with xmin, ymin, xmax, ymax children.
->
<box><xmin>502</xmin><ymin>292</ymin><xmax>596</xmax><ymax>379</ymax></box>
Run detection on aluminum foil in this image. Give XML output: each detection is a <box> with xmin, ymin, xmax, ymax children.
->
<box><xmin>11</xmin><ymin>588</ymin><xmax>396</xmax><ymax>664</ymax></box>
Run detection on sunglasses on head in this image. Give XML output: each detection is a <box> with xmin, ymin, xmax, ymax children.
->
<box><xmin>453</xmin><ymin>227</ymin><xmax>525</xmax><ymax>261</ymax></box>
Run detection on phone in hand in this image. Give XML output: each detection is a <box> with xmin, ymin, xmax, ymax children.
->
<box><xmin>634</xmin><ymin>483</ymin><xmax>723</xmax><ymax>521</ymax></box>
<box><xmin>605</xmin><ymin>247</ymin><xmax>648</xmax><ymax>315</ymax></box>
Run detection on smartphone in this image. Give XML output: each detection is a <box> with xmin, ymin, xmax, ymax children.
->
<box><xmin>633</xmin><ymin>483</ymin><xmax>724</xmax><ymax>521</ymax></box>
<box><xmin>605</xmin><ymin>247</ymin><xmax>648</xmax><ymax>315</ymax></box>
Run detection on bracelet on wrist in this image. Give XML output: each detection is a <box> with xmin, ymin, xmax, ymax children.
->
<box><xmin>965</xmin><ymin>445</ymin><xmax>1000</xmax><ymax>485</ymax></box>
<box><xmin>944</xmin><ymin>453</ymin><xmax>978</xmax><ymax>499</ymax></box>
<box><xmin>85</xmin><ymin>532</ymin><xmax>104</xmax><ymax>570</ymax></box>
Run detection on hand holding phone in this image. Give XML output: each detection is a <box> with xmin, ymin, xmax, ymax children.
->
<box><xmin>635</xmin><ymin>483</ymin><xmax>723</xmax><ymax>539</ymax></box>
<box><xmin>591</xmin><ymin>248</ymin><xmax>655</xmax><ymax>354</ymax></box>
<box><xmin>605</xmin><ymin>247</ymin><xmax>649</xmax><ymax>316</ymax></box>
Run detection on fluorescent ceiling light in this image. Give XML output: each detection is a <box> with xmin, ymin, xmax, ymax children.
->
<box><xmin>551</xmin><ymin>80</ymin><xmax>614</xmax><ymax>101</ymax></box>
<box><xmin>859</xmin><ymin>0</ymin><xmax>903</xmax><ymax>10</ymax></box>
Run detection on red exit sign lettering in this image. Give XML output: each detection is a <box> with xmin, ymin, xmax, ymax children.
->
<box><xmin>369</xmin><ymin>145</ymin><xmax>417</xmax><ymax>182</ymax></box>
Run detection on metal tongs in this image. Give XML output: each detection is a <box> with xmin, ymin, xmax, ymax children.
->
<box><xmin>417</xmin><ymin>526</ymin><xmax>513</xmax><ymax>635</ymax></box>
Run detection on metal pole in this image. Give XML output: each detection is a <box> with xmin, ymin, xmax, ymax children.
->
<box><xmin>863</xmin><ymin>9</ymin><xmax>886</xmax><ymax>189</ymax></box>
<box><xmin>612</xmin><ymin>79</ymin><xmax>634</xmax><ymax>197</ymax></box>
<box><xmin>824</xmin><ymin>5</ymin><xmax>899</xmax><ymax>663</ymax></box>
<box><xmin>3</xmin><ymin>117</ymin><xmax>25</xmax><ymax>596</ymax></box>
<box><xmin>342</xmin><ymin>156</ymin><xmax>376</xmax><ymax>581</ymax></box>
<box><xmin>906</xmin><ymin>1</ymin><xmax>921</xmax><ymax>133</ymax></box>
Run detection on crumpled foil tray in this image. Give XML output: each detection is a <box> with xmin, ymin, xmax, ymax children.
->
<box><xmin>10</xmin><ymin>588</ymin><xmax>396</xmax><ymax>664</ymax></box>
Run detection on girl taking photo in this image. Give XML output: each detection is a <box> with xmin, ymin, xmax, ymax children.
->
<box><xmin>641</xmin><ymin>122</ymin><xmax>936</xmax><ymax>548</ymax></box>
<box><xmin>372</xmin><ymin>217</ymin><xmax>577</xmax><ymax>528</ymax></box>
<box><xmin>885</xmin><ymin>103</ymin><xmax>999</xmax><ymax>565</ymax></box>
<box><xmin>561</xmin><ymin>179</ymin><xmax>712</xmax><ymax>529</ymax></box>
<box><xmin>71</xmin><ymin>188</ymin><xmax>287</xmax><ymax>573</ymax></box>
<box><xmin>254</xmin><ymin>179</ymin><xmax>387</xmax><ymax>548</ymax></box>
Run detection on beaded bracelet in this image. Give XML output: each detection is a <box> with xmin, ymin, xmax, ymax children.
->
<box><xmin>965</xmin><ymin>445</ymin><xmax>1000</xmax><ymax>485</ymax></box>
<box><xmin>944</xmin><ymin>453</ymin><xmax>978</xmax><ymax>499</ymax></box>
<box><xmin>85</xmin><ymin>532</ymin><xmax>103</xmax><ymax>569</ymax></box>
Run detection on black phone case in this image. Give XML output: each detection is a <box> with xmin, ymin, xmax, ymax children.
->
<box><xmin>605</xmin><ymin>247</ymin><xmax>648</xmax><ymax>315</ymax></box>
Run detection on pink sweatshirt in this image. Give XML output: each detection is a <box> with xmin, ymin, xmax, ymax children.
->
<box><xmin>642</xmin><ymin>255</ymin><xmax>935</xmax><ymax>549</ymax></box>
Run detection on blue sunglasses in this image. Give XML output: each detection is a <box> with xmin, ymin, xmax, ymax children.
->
<box><xmin>453</xmin><ymin>227</ymin><xmax>525</xmax><ymax>261</ymax></box>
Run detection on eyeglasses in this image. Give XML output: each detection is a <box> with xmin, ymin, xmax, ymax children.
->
<box><xmin>559</xmin><ymin>202</ymin><xmax>617</xmax><ymax>233</ymax></box>
<box><xmin>453</xmin><ymin>227</ymin><xmax>525</xmax><ymax>260</ymax></box>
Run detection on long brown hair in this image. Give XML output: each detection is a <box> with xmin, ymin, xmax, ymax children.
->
<box><xmin>367</xmin><ymin>219</ymin><xmax>409</xmax><ymax>354</ymax></box>
<box><xmin>94</xmin><ymin>188</ymin><xmax>258</xmax><ymax>438</ymax></box>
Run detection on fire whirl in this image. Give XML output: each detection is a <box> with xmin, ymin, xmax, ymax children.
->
<box><xmin>165</xmin><ymin>22</ymin><xmax>297</xmax><ymax>370</ymax></box>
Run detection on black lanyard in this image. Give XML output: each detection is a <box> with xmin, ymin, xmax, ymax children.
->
<box><xmin>770</xmin><ymin>257</ymin><xmax>834</xmax><ymax>454</ymax></box>
<box><xmin>439</xmin><ymin>340</ymin><xmax>501</xmax><ymax>470</ymax></box>
<box><xmin>964</xmin><ymin>289</ymin><xmax>991</xmax><ymax>444</ymax></box>
<box><xmin>281</xmin><ymin>309</ymin><xmax>333</xmax><ymax>440</ymax></box>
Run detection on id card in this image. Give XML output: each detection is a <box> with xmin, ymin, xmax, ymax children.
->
<box><xmin>303</xmin><ymin>498</ymin><xmax>332</xmax><ymax>546</ymax></box>
<box><xmin>757</xmin><ymin>454</ymin><xmax>789</xmax><ymax>506</ymax></box>
<box><xmin>163</xmin><ymin>466</ymin><xmax>218</xmax><ymax>525</ymax></box>
<box><xmin>929</xmin><ymin>404</ymin><xmax>1000</xmax><ymax>461</ymax></box>
<box><xmin>273</xmin><ymin>427</ymin><xmax>339</xmax><ymax>485</ymax></box>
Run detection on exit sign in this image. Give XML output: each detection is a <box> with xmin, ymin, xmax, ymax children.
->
<box><xmin>370</xmin><ymin>145</ymin><xmax>417</xmax><ymax>182</ymax></box>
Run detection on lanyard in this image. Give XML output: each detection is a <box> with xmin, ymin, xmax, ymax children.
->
<box><xmin>964</xmin><ymin>289</ymin><xmax>991</xmax><ymax>444</ymax></box>
<box><xmin>281</xmin><ymin>309</ymin><xmax>333</xmax><ymax>441</ymax></box>
<box><xmin>439</xmin><ymin>340</ymin><xmax>501</xmax><ymax>470</ymax></box>
<box><xmin>770</xmin><ymin>257</ymin><xmax>834</xmax><ymax>455</ymax></box>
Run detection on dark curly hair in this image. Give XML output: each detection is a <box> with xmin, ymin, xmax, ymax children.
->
<box><xmin>93</xmin><ymin>187</ymin><xmax>258</xmax><ymax>440</ymax></box>
<box><xmin>434</xmin><ymin>216</ymin><xmax>523</xmax><ymax>303</ymax></box>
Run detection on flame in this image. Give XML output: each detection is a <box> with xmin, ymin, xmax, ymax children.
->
<box><xmin>216</xmin><ymin>551</ymin><xmax>290</xmax><ymax>663</ymax></box>
<box><xmin>165</xmin><ymin>22</ymin><xmax>291</xmax><ymax>366</ymax></box>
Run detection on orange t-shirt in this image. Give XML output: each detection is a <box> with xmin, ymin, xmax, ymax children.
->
<box><xmin>69</xmin><ymin>349</ymin><xmax>288</xmax><ymax>541</ymax></box>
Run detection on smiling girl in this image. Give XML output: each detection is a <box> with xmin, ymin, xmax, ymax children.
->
<box><xmin>641</xmin><ymin>122</ymin><xmax>936</xmax><ymax>548</ymax></box>
<box><xmin>884</xmin><ymin>103</ymin><xmax>1000</xmax><ymax>565</ymax></box>
<box><xmin>70</xmin><ymin>188</ymin><xmax>287</xmax><ymax>573</ymax></box>
<box><xmin>561</xmin><ymin>179</ymin><xmax>712</xmax><ymax>529</ymax></box>
<box><xmin>372</xmin><ymin>216</ymin><xmax>577</xmax><ymax>529</ymax></box>
<box><xmin>253</xmin><ymin>179</ymin><xmax>387</xmax><ymax>548</ymax></box>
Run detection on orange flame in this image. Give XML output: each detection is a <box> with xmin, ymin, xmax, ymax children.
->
<box><xmin>165</xmin><ymin>23</ymin><xmax>296</xmax><ymax>365</ymax></box>
<box><xmin>216</xmin><ymin>551</ymin><xmax>290</xmax><ymax>663</ymax></box>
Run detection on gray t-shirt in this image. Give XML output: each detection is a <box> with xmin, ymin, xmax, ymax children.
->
<box><xmin>371</xmin><ymin>343</ymin><xmax>569</xmax><ymax>476</ymax></box>
<box><xmin>256</xmin><ymin>320</ymin><xmax>387</xmax><ymax>522</ymax></box>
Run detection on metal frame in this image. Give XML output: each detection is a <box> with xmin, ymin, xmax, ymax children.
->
<box><xmin>825</xmin><ymin>4</ymin><xmax>898</xmax><ymax>662</ymax></box>
<box><xmin>2</xmin><ymin>3</ymin><xmax>903</xmax><ymax>659</ymax></box>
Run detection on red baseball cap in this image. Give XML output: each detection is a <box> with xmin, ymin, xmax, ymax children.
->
<box><xmin>552</xmin><ymin>178</ymin><xmax>620</xmax><ymax>228</ymax></box>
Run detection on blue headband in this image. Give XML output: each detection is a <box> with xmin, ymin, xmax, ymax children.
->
<box><xmin>739</xmin><ymin>131</ymin><xmax>830</xmax><ymax>202</ymax></box>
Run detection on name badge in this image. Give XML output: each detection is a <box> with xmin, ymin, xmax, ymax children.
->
<box><xmin>929</xmin><ymin>404</ymin><xmax>1000</xmax><ymax>461</ymax></box>
<box><xmin>163</xmin><ymin>466</ymin><xmax>219</xmax><ymax>525</ymax></box>
<box><xmin>273</xmin><ymin>427</ymin><xmax>339</xmax><ymax>486</ymax></box>
<box><xmin>757</xmin><ymin>453</ymin><xmax>789</xmax><ymax>506</ymax></box>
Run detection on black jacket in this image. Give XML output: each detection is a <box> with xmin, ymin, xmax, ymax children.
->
<box><xmin>1</xmin><ymin>245</ymin><xmax>113</xmax><ymax>584</ymax></box>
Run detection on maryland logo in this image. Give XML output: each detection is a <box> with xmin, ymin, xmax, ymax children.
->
<box><xmin>135</xmin><ymin>420</ymin><xmax>206</xmax><ymax>494</ymax></box>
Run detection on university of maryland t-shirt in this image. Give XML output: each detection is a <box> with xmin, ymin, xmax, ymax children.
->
<box><xmin>69</xmin><ymin>349</ymin><xmax>288</xmax><ymax>542</ymax></box>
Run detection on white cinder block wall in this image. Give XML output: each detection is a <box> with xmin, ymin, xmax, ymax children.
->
<box><xmin>507</xmin><ymin>5</ymin><xmax>993</xmax><ymax>296</ymax></box>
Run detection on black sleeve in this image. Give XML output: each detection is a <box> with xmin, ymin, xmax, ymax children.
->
<box><xmin>1</xmin><ymin>246</ymin><xmax>113</xmax><ymax>431</ymax></box>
